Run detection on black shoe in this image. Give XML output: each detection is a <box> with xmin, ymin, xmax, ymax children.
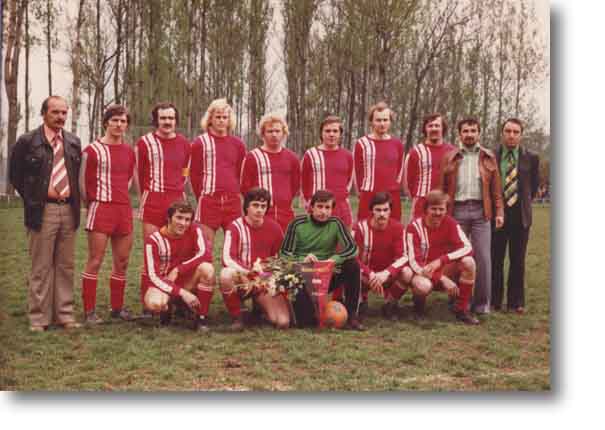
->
<box><xmin>193</xmin><ymin>315</ymin><xmax>210</xmax><ymax>332</ymax></box>
<box><xmin>138</xmin><ymin>308</ymin><xmax>153</xmax><ymax>320</ymax></box>
<box><xmin>84</xmin><ymin>311</ymin><xmax>104</xmax><ymax>325</ymax></box>
<box><xmin>412</xmin><ymin>296</ymin><xmax>426</xmax><ymax>320</ymax></box>
<box><xmin>110</xmin><ymin>308</ymin><xmax>134</xmax><ymax>321</ymax></box>
<box><xmin>230</xmin><ymin>315</ymin><xmax>245</xmax><ymax>332</ymax></box>
<box><xmin>381</xmin><ymin>302</ymin><xmax>398</xmax><ymax>321</ymax></box>
<box><xmin>454</xmin><ymin>311</ymin><xmax>480</xmax><ymax>325</ymax></box>
<box><xmin>159</xmin><ymin>310</ymin><xmax>172</xmax><ymax>326</ymax></box>
<box><xmin>346</xmin><ymin>317</ymin><xmax>366</xmax><ymax>331</ymax></box>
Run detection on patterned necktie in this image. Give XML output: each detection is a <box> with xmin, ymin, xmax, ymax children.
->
<box><xmin>51</xmin><ymin>135</ymin><xmax>70</xmax><ymax>198</ymax></box>
<box><xmin>503</xmin><ymin>151</ymin><xmax>518</xmax><ymax>207</ymax></box>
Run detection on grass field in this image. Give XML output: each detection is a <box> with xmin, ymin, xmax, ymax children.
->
<box><xmin>0</xmin><ymin>201</ymin><xmax>550</xmax><ymax>391</ymax></box>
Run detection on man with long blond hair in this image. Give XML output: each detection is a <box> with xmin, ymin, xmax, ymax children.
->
<box><xmin>190</xmin><ymin>98</ymin><xmax>247</xmax><ymax>252</ymax></box>
<box><xmin>241</xmin><ymin>113</ymin><xmax>300</xmax><ymax>231</ymax></box>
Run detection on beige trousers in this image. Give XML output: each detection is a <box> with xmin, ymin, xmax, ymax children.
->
<box><xmin>27</xmin><ymin>203</ymin><xmax>77</xmax><ymax>326</ymax></box>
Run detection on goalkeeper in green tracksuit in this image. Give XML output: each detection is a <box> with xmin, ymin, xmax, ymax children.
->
<box><xmin>280</xmin><ymin>190</ymin><xmax>364</xmax><ymax>330</ymax></box>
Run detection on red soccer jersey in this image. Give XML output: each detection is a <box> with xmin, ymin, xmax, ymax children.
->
<box><xmin>353</xmin><ymin>218</ymin><xmax>407</xmax><ymax>277</ymax></box>
<box><xmin>354</xmin><ymin>135</ymin><xmax>405</xmax><ymax>192</ymax></box>
<box><xmin>143</xmin><ymin>224</ymin><xmax>211</xmax><ymax>297</ymax></box>
<box><xmin>190</xmin><ymin>132</ymin><xmax>246</xmax><ymax>197</ymax></box>
<box><xmin>404</xmin><ymin>142</ymin><xmax>456</xmax><ymax>198</ymax></box>
<box><xmin>135</xmin><ymin>132</ymin><xmax>191</xmax><ymax>193</ymax></box>
<box><xmin>405</xmin><ymin>215</ymin><xmax>472</xmax><ymax>276</ymax></box>
<box><xmin>83</xmin><ymin>140</ymin><xmax>135</xmax><ymax>204</ymax></box>
<box><xmin>301</xmin><ymin>146</ymin><xmax>353</xmax><ymax>204</ymax></box>
<box><xmin>240</xmin><ymin>147</ymin><xmax>300</xmax><ymax>208</ymax></box>
<box><xmin>222</xmin><ymin>216</ymin><xmax>284</xmax><ymax>272</ymax></box>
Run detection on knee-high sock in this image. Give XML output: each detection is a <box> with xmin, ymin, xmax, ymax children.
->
<box><xmin>110</xmin><ymin>273</ymin><xmax>126</xmax><ymax>311</ymax></box>
<box><xmin>196</xmin><ymin>285</ymin><xmax>214</xmax><ymax>317</ymax></box>
<box><xmin>82</xmin><ymin>272</ymin><xmax>98</xmax><ymax>313</ymax></box>
<box><xmin>389</xmin><ymin>281</ymin><xmax>407</xmax><ymax>301</ymax></box>
<box><xmin>455</xmin><ymin>279</ymin><xmax>474</xmax><ymax>312</ymax></box>
<box><xmin>221</xmin><ymin>288</ymin><xmax>241</xmax><ymax>318</ymax></box>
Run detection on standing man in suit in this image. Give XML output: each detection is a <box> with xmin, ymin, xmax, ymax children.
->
<box><xmin>441</xmin><ymin>118</ymin><xmax>504</xmax><ymax>315</ymax></box>
<box><xmin>491</xmin><ymin>118</ymin><xmax>540</xmax><ymax>314</ymax></box>
<box><xmin>9</xmin><ymin>96</ymin><xmax>83</xmax><ymax>332</ymax></box>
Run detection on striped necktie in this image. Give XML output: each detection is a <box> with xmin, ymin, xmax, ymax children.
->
<box><xmin>51</xmin><ymin>135</ymin><xmax>70</xmax><ymax>198</ymax></box>
<box><xmin>503</xmin><ymin>151</ymin><xmax>518</xmax><ymax>207</ymax></box>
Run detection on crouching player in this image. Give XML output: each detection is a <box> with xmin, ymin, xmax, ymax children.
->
<box><xmin>405</xmin><ymin>190</ymin><xmax>479</xmax><ymax>325</ymax></box>
<box><xmin>352</xmin><ymin>192</ymin><xmax>412</xmax><ymax>320</ymax></box>
<box><xmin>143</xmin><ymin>201</ymin><xmax>215</xmax><ymax>331</ymax></box>
<box><xmin>219</xmin><ymin>188</ymin><xmax>290</xmax><ymax>331</ymax></box>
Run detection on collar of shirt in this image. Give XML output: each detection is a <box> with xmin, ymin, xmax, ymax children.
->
<box><xmin>460</xmin><ymin>142</ymin><xmax>480</xmax><ymax>154</ymax></box>
<box><xmin>43</xmin><ymin>124</ymin><xmax>63</xmax><ymax>146</ymax></box>
<box><xmin>502</xmin><ymin>145</ymin><xmax>519</xmax><ymax>161</ymax></box>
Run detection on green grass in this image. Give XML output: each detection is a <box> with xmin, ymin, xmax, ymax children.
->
<box><xmin>0</xmin><ymin>201</ymin><xmax>550</xmax><ymax>391</ymax></box>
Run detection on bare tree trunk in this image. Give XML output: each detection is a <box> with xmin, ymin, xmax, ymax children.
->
<box><xmin>70</xmin><ymin>0</ymin><xmax>85</xmax><ymax>134</ymax></box>
<box><xmin>46</xmin><ymin>0</ymin><xmax>52</xmax><ymax>95</ymax></box>
<box><xmin>24</xmin><ymin>0</ymin><xmax>30</xmax><ymax>131</ymax></box>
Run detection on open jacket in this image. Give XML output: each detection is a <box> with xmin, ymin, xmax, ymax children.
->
<box><xmin>440</xmin><ymin>145</ymin><xmax>504</xmax><ymax>222</ymax></box>
<box><xmin>9</xmin><ymin>126</ymin><xmax>82</xmax><ymax>231</ymax></box>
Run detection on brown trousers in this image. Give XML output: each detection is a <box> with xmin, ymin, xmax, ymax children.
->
<box><xmin>27</xmin><ymin>203</ymin><xmax>77</xmax><ymax>326</ymax></box>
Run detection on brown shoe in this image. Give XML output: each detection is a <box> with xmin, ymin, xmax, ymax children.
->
<box><xmin>62</xmin><ymin>321</ymin><xmax>82</xmax><ymax>330</ymax></box>
<box><xmin>29</xmin><ymin>325</ymin><xmax>46</xmax><ymax>333</ymax></box>
<box><xmin>514</xmin><ymin>307</ymin><xmax>525</xmax><ymax>315</ymax></box>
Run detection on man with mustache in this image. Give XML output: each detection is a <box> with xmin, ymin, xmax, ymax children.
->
<box><xmin>354</xmin><ymin>102</ymin><xmax>406</xmax><ymax>222</ymax></box>
<box><xmin>405</xmin><ymin>113</ymin><xmax>456</xmax><ymax>220</ymax></box>
<box><xmin>352</xmin><ymin>192</ymin><xmax>412</xmax><ymax>320</ymax></box>
<box><xmin>301</xmin><ymin>115</ymin><xmax>354</xmax><ymax>228</ymax></box>
<box><xmin>440</xmin><ymin>118</ymin><xmax>504</xmax><ymax>315</ymax></box>
<box><xmin>405</xmin><ymin>190</ymin><xmax>479</xmax><ymax>325</ymax></box>
<box><xmin>9</xmin><ymin>96</ymin><xmax>82</xmax><ymax>331</ymax></box>
<box><xmin>135</xmin><ymin>102</ymin><xmax>191</xmax><ymax>314</ymax></box>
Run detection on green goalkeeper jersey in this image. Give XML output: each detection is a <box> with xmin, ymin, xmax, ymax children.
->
<box><xmin>280</xmin><ymin>215</ymin><xmax>358</xmax><ymax>270</ymax></box>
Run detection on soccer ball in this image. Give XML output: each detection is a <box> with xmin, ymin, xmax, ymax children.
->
<box><xmin>322</xmin><ymin>301</ymin><xmax>348</xmax><ymax>329</ymax></box>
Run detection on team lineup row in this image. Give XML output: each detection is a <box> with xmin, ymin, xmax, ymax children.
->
<box><xmin>8</xmin><ymin>96</ymin><xmax>540</xmax><ymax>333</ymax></box>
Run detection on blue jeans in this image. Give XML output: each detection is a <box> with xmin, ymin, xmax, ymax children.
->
<box><xmin>453</xmin><ymin>201</ymin><xmax>491</xmax><ymax>313</ymax></box>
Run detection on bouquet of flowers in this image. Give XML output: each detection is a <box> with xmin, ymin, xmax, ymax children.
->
<box><xmin>232</xmin><ymin>257</ymin><xmax>306</xmax><ymax>299</ymax></box>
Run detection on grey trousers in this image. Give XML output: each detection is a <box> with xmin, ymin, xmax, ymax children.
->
<box><xmin>453</xmin><ymin>201</ymin><xmax>491</xmax><ymax>313</ymax></box>
<box><xmin>27</xmin><ymin>203</ymin><xmax>77</xmax><ymax>326</ymax></box>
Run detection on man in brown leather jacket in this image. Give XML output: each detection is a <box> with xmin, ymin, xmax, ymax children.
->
<box><xmin>9</xmin><ymin>96</ymin><xmax>82</xmax><ymax>332</ymax></box>
<box><xmin>440</xmin><ymin>118</ymin><xmax>504</xmax><ymax>315</ymax></box>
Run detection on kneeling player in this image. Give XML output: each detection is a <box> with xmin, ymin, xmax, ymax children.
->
<box><xmin>80</xmin><ymin>105</ymin><xmax>135</xmax><ymax>324</ymax></box>
<box><xmin>353</xmin><ymin>192</ymin><xmax>412</xmax><ymax>320</ymax></box>
<box><xmin>219</xmin><ymin>188</ymin><xmax>290</xmax><ymax>331</ymax></box>
<box><xmin>405</xmin><ymin>190</ymin><xmax>479</xmax><ymax>325</ymax></box>
<box><xmin>142</xmin><ymin>201</ymin><xmax>215</xmax><ymax>331</ymax></box>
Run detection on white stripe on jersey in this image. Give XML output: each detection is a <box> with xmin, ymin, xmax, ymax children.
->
<box><xmin>90</xmin><ymin>140</ymin><xmax>112</xmax><ymax>201</ymax></box>
<box><xmin>250</xmin><ymin>148</ymin><xmax>273</xmax><ymax>204</ymax></box>
<box><xmin>358</xmin><ymin>136</ymin><xmax>375</xmax><ymax>191</ymax></box>
<box><xmin>223</xmin><ymin>219</ymin><xmax>249</xmax><ymax>273</ymax></box>
<box><xmin>307</xmin><ymin>147</ymin><xmax>325</xmax><ymax>194</ymax></box>
<box><xmin>143</xmin><ymin>133</ymin><xmax>165</xmax><ymax>192</ymax></box>
<box><xmin>145</xmin><ymin>241</ymin><xmax>173</xmax><ymax>295</ymax></box>
<box><xmin>180</xmin><ymin>226</ymin><xmax>207</xmax><ymax>267</ymax></box>
<box><xmin>138</xmin><ymin>190</ymin><xmax>149</xmax><ymax>220</ymax></box>
<box><xmin>233</xmin><ymin>218</ymin><xmax>252</xmax><ymax>268</ymax></box>
<box><xmin>418</xmin><ymin>144</ymin><xmax>431</xmax><ymax>197</ymax></box>
<box><xmin>150</xmin><ymin>232</ymin><xmax>171</xmax><ymax>277</ymax></box>
<box><xmin>200</xmin><ymin>133</ymin><xmax>216</xmax><ymax>195</ymax></box>
<box><xmin>447</xmin><ymin>224</ymin><xmax>472</xmax><ymax>261</ymax></box>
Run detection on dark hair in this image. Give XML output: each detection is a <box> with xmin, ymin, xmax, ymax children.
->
<box><xmin>457</xmin><ymin>117</ymin><xmax>481</xmax><ymax>133</ymax></box>
<box><xmin>243</xmin><ymin>188</ymin><xmax>271</xmax><ymax>213</ymax></box>
<box><xmin>368</xmin><ymin>101</ymin><xmax>395</xmax><ymax>122</ymax></box>
<box><xmin>166</xmin><ymin>200</ymin><xmax>194</xmax><ymax>222</ymax></box>
<box><xmin>103</xmin><ymin>104</ymin><xmax>130</xmax><ymax>129</ymax></box>
<box><xmin>421</xmin><ymin>113</ymin><xmax>448</xmax><ymax>137</ymax></box>
<box><xmin>310</xmin><ymin>190</ymin><xmax>335</xmax><ymax>208</ymax></box>
<box><xmin>369</xmin><ymin>192</ymin><xmax>392</xmax><ymax>211</ymax></box>
<box><xmin>319</xmin><ymin>115</ymin><xmax>343</xmax><ymax>137</ymax></box>
<box><xmin>40</xmin><ymin>96</ymin><xmax>66</xmax><ymax>115</ymax></box>
<box><xmin>423</xmin><ymin>189</ymin><xmax>449</xmax><ymax>211</ymax></box>
<box><xmin>501</xmin><ymin>117</ymin><xmax>524</xmax><ymax>134</ymax></box>
<box><xmin>151</xmin><ymin>102</ymin><xmax>179</xmax><ymax>127</ymax></box>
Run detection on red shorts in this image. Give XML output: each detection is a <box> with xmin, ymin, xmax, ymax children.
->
<box><xmin>195</xmin><ymin>192</ymin><xmax>242</xmax><ymax>231</ymax></box>
<box><xmin>139</xmin><ymin>190</ymin><xmax>186</xmax><ymax>228</ymax></box>
<box><xmin>142</xmin><ymin>270</ymin><xmax>195</xmax><ymax>296</ymax></box>
<box><xmin>266</xmin><ymin>204</ymin><xmax>294</xmax><ymax>232</ymax></box>
<box><xmin>86</xmin><ymin>201</ymin><xmax>133</xmax><ymax>236</ymax></box>
<box><xmin>357</xmin><ymin>190</ymin><xmax>402</xmax><ymax>222</ymax></box>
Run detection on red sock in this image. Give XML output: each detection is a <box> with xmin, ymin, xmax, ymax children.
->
<box><xmin>110</xmin><ymin>273</ymin><xmax>126</xmax><ymax>311</ymax></box>
<box><xmin>140</xmin><ymin>273</ymin><xmax>149</xmax><ymax>307</ymax></box>
<box><xmin>196</xmin><ymin>285</ymin><xmax>214</xmax><ymax>317</ymax></box>
<box><xmin>81</xmin><ymin>272</ymin><xmax>98</xmax><ymax>313</ymax></box>
<box><xmin>221</xmin><ymin>289</ymin><xmax>241</xmax><ymax>318</ymax></box>
<box><xmin>389</xmin><ymin>282</ymin><xmax>407</xmax><ymax>301</ymax></box>
<box><xmin>331</xmin><ymin>285</ymin><xmax>344</xmax><ymax>302</ymax></box>
<box><xmin>455</xmin><ymin>279</ymin><xmax>474</xmax><ymax>312</ymax></box>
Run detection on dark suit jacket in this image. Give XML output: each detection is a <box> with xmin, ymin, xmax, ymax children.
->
<box><xmin>9</xmin><ymin>125</ymin><xmax>82</xmax><ymax>230</ymax></box>
<box><xmin>495</xmin><ymin>144</ymin><xmax>539</xmax><ymax>229</ymax></box>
